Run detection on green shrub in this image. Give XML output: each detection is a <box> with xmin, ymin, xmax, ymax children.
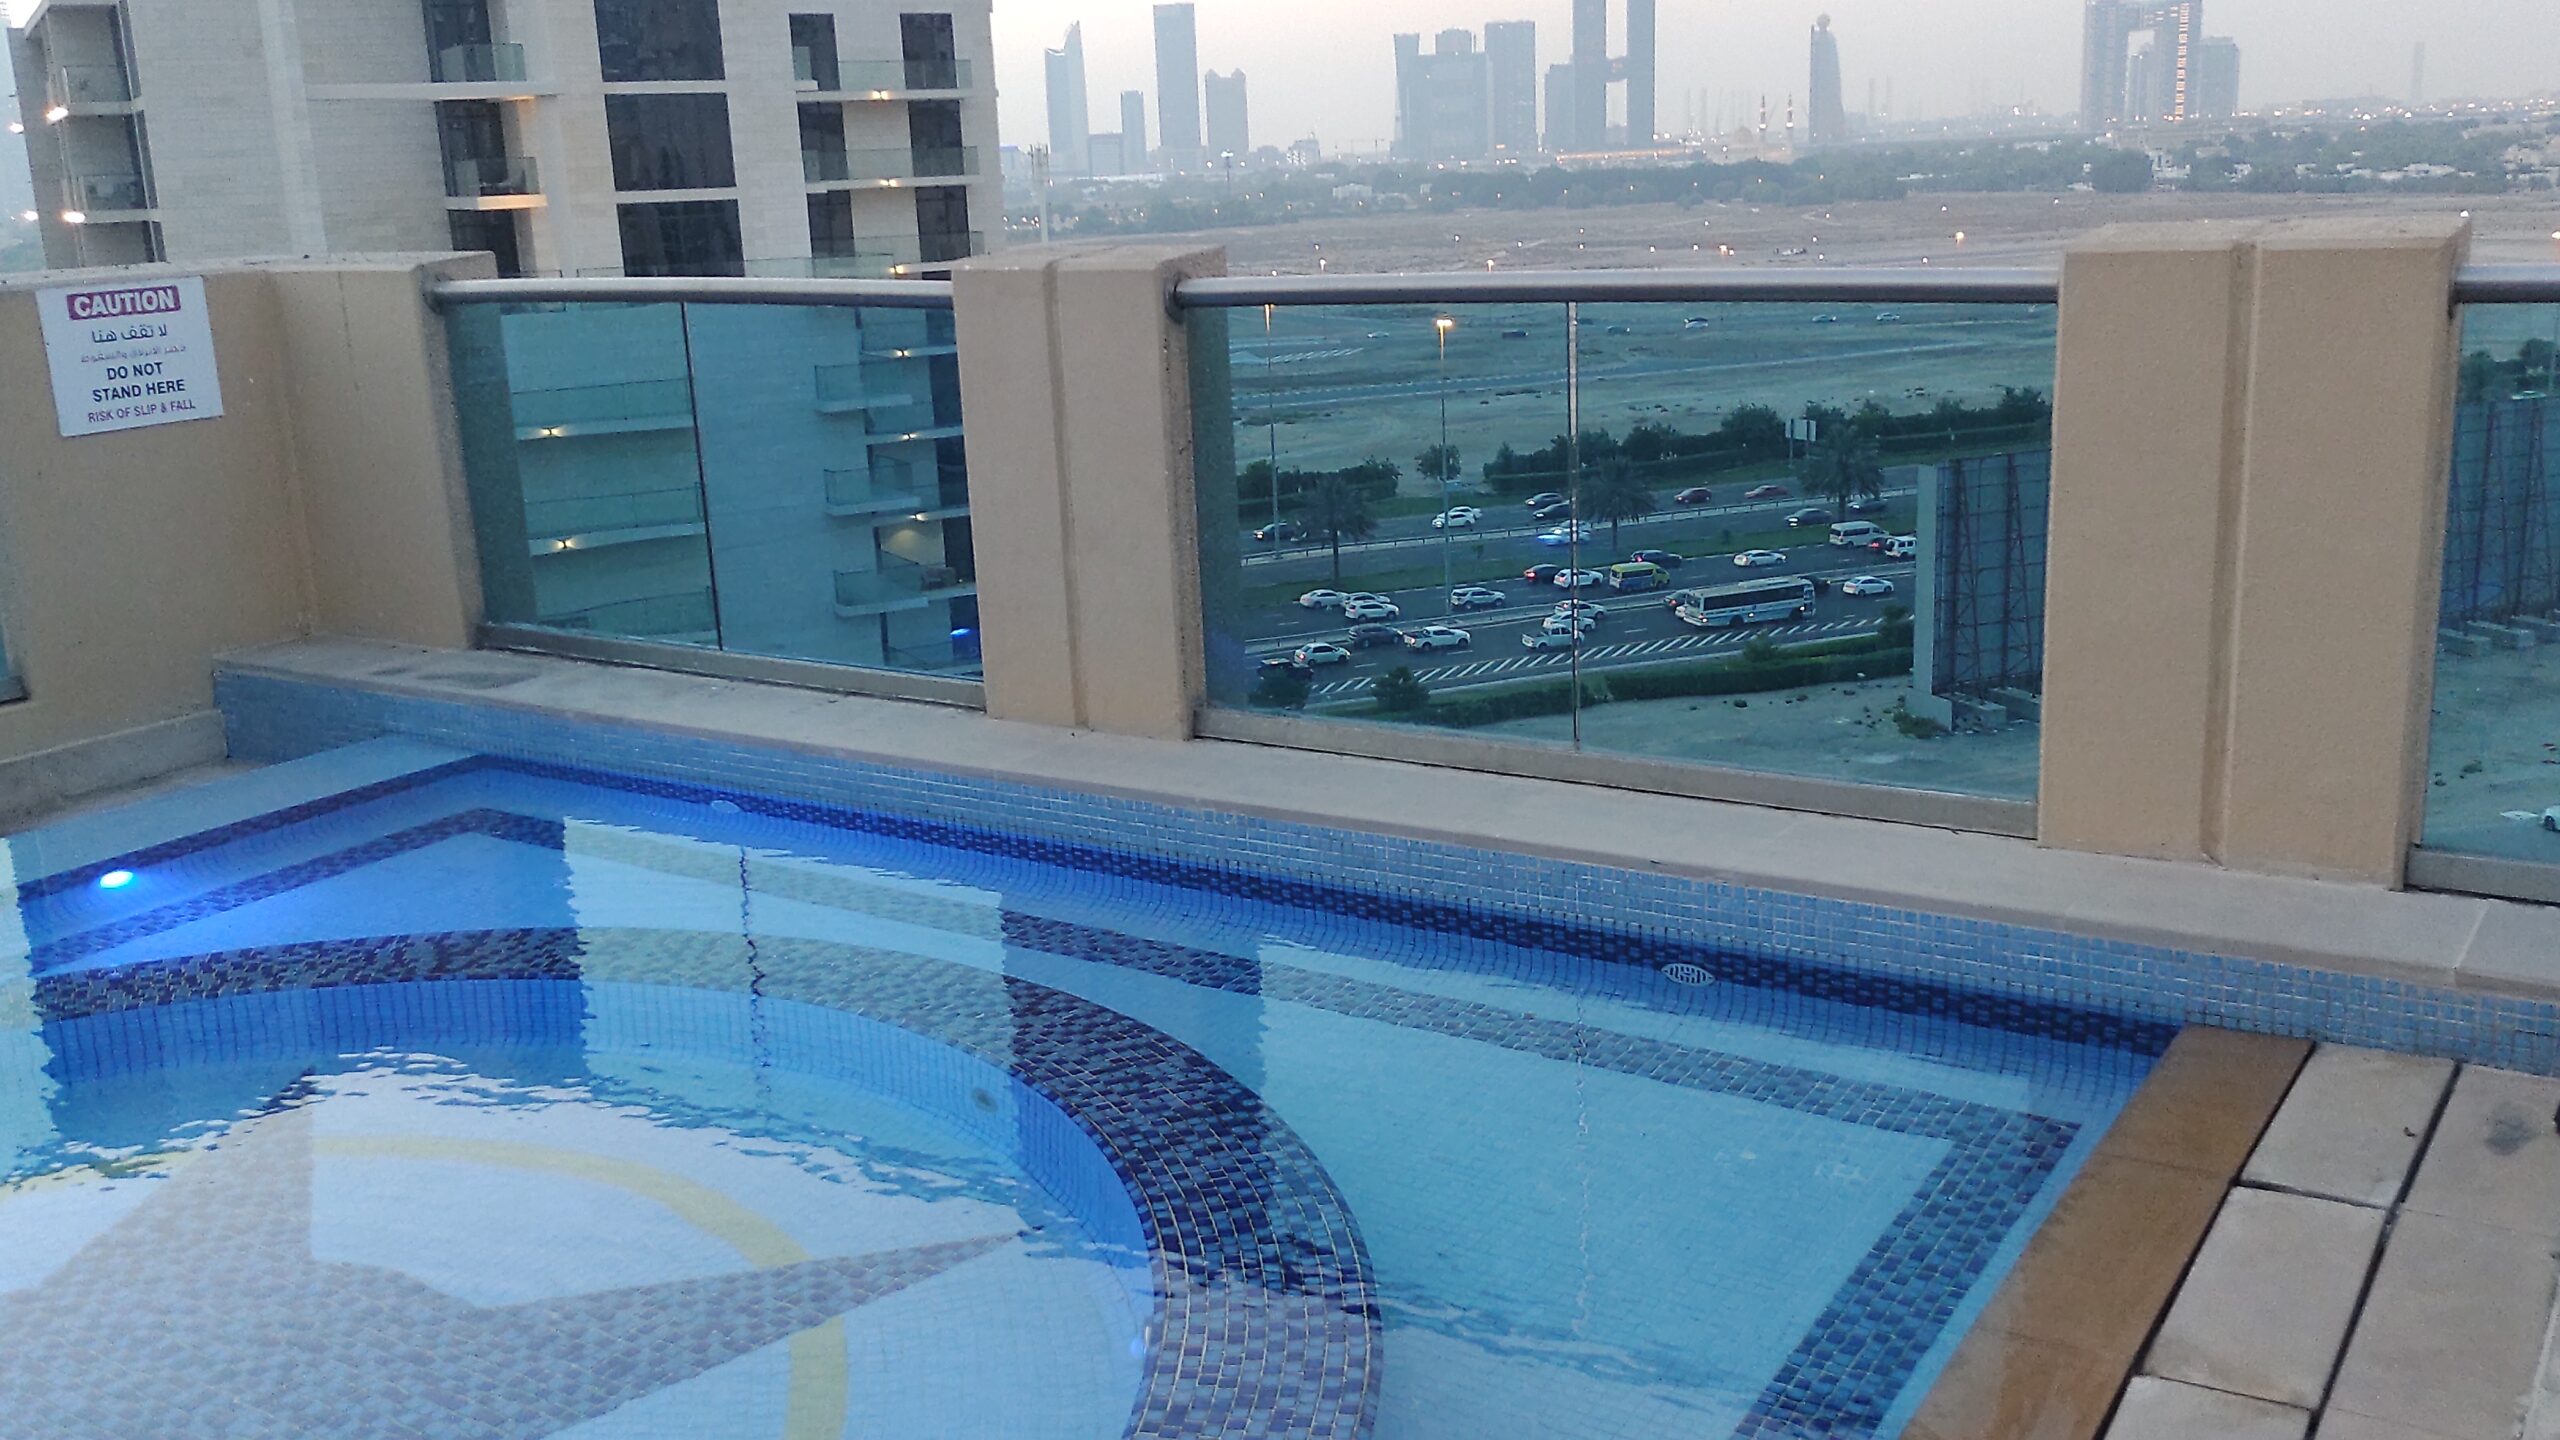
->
<box><xmin>1250</xmin><ymin>665</ymin><xmax>1312</xmax><ymax>710</ymax></box>
<box><xmin>1398</xmin><ymin>640</ymin><xmax>1917</xmax><ymax>729</ymax></box>
<box><xmin>1372</xmin><ymin>666</ymin><xmax>1432</xmax><ymax>713</ymax></box>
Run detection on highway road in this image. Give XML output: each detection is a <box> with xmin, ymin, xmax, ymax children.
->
<box><xmin>1238</xmin><ymin>487</ymin><xmax>1915</xmax><ymax>569</ymax></box>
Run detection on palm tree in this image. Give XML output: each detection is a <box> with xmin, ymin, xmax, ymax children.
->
<box><xmin>1304</xmin><ymin>472</ymin><xmax>1377</xmax><ymax>583</ymax></box>
<box><xmin>1415</xmin><ymin>443</ymin><xmax>1463</xmax><ymax>490</ymax></box>
<box><xmin>1582</xmin><ymin>457</ymin><xmax>1656</xmax><ymax>549</ymax></box>
<box><xmin>1807</xmin><ymin>431</ymin><xmax>1884</xmax><ymax>519</ymax></box>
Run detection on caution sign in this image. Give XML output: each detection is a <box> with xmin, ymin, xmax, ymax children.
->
<box><xmin>37</xmin><ymin>275</ymin><xmax>226</xmax><ymax>438</ymax></box>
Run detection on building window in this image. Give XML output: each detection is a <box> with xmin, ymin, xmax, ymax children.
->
<box><xmin>448</xmin><ymin>212</ymin><xmax>524</xmax><ymax>277</ymax></box>
<box><xmin>422</xmin><ymin>0</ymin><xmax>494</xmax><ymax>56</ymax></box>
<box><xmin>908</xmin><ymin>98</ymin><xmax>963</xmax><ymax>174</ymax></box>
<box><xmin>899</xmin><ymin>13</ymin><xmax>958</xmax><ymax>90</ymax></box>
<box><xmin>617</xmin><ymin>199</ymin><xmax>743</xmax><ymax>276</ymax></box>
<box><xmin>437</xmin><ymin>99</ymin><xmax>508</xmax><ymax>167</ymax></box>
<box><xmin>605</xmin><ymin>94</ymin><xmax>736</xmax><ymax>191</ymax></box>
<box><xmin>807</xmin><ymin>192</ymin><xmax>856</xmax><ymax>259</ymax></box>
<box><xmin>595</xmin><ymin>0</ymin><xmax>724</xmax><ymax>82</ymax></box>
<box><xmin>914</xmin><ymin>184</ymin><xmax>972</xmax><ymax>264</ymax></box>
<box><xmin>788</xmin><ymin>13</ymin><xmax>839</xmax><ymax>90</ymax></box>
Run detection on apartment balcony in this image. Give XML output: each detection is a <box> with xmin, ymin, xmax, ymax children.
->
<box><xmin>859</xmin><ymin>310</ymin><xmax>959</xmax><ymax>360</ymax></box>
<box><xmin>429</xmin><ymin>43</ymin><xmax>526</xmax><ymax>84</ymax></box>
<box><xmin>444</xmin><ymin>156</ymin><xmax>542</xmax><ymax>209</ymax></box>
<box><xmin>523</xmin><ymin>487</ymin><xmax>707</xmax><ymax>551</ymax></box>
<box><xmin>509</xmin><ymin>377</ymin><xmax>692</xmax><ymax>439</ymax></box>
<box><xmin>822</xmin><ymin>460</ymin><xmax>929</xmax><ymax>518</ymax></box>
<box><xmin>832</xmin><ymin>555</ymin><xmax>976</xmax><ymax>617</ymax></box>
<box><xmin>43</xmin><ymin>62</ymin><xmax>135</xmax><ymax>117</ymax></box>
<box><xmin>538</xmin><ymin>587</ymin><xmax>717</xmax><ymax>642</ymax></box>
<box><xmin>823</xmin><ymin>57</ymin><xmax>975</xmax><ymax>97</ymax></box>
<box><xmin>803</xmin><ymin>146</ymin><xmax>980</xmax><ymax>190</ymax></box>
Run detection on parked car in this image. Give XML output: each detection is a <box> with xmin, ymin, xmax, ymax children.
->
<box><xmin>1449</xmin><ymin>585</ymin><xmax>1509</xmax><ymax>610</ymax></box>
<box><xmin>1532</xmin><ymin>501</ymin><xmax>1577</xmax><ymax>523</ymax></box>
<box><xmin>1674</xmin><ymin>486</ymin><xmax>1715</xmax><ymax>506</ymax></box>
<box><xmin>1554</xmin><ymin>568</ymin><xmax>1607</xmax><ymax>589</ymax></box>
<box><xmin>1787</xmin><ymin>507</ymin><xmax>1837</xmax><ymax>527</ymax></box>
<box><xmin>1840</xmin><ymin>575</ymin><xmax>1897</xmax><ymax>597</ymax></box>
<box><xmin>1297</xmin><ymin>589</ymin><xmax>1349</xmax><ymax>610</ymax></box>
<box><xmin>1743</xmin><ymin>484</ymin><xmax>1791</xmax><ymax>500</ymax></box>
<box><xmin>1342</xmin><ymin>598</ymin><xmax>1403</xmax><ymax>621</ymax></box>
<box><xmin>1254</xmin><ymin>520</ymin><xmax>1306</xmax><ymax>543</ymax></box>
<box><xmin>1522</xmin><ymin>629</ymin><xmax>1581</xmax><ymax>650</ymax></box>
<box><xmin>1542</xmin><ymin>613</ymin><xmax>1600</xmax><ymax>637</ymax></box>
<box><xmin>1524</xmin><ymin>492</ymin><xmax>1566</xmax><ymax>510</ymax></box>
<box><xmin>1404</xmin><ymin>625</ymin><xmax>1472</xmax><ymax>652</ymax></box>
<box><xmin>1293</xmin><ymin>642</ymin><xmax>1353</xmax><ymax>667</ymax></box>
<box><xmin>1523</xmin><ymin>563</ymin><xmax>1565</xmax><ymax>585</ymax></box>
<box><xmin>1629</xmin><ymin>549</ymin><xmax>1685</xmax><ymax>569</ymax></box>
<box><xmin>1345</xmin><ymin>623</ymin><xmax>1404</xmax><ymax>648</ymax></box>
<box><xmin>1432</xmin><ymin>506</ymin><xmax>1484</xmax><ymax>530</ymax></box>
<box><xmin>1734</xmin><ymin>550</ymin><xmax>1789</xmax><ymax>568</ymax></box>
<box><xmin>1846</xmin><ymin>498</ymin><xmax>1891</xmax><ymax>515</ymax></box>
<box><xmin>1537</xmin><ymin>523</ymin><xmax>1596</xmax><ymax>546</ymax></box>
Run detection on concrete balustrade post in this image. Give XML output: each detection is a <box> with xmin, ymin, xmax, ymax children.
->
<box><xmin>950</xmin><ymin>243</ymin><xmax>1224</xmax><ymax>739</ymax></box>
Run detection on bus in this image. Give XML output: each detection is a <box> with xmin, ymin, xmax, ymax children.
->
<box><xmin>1606</xmin><ymin>561</ymin><xmax>1669</xmax><ymax>592</ymax></box>
<box><xmin>1671</xmin><ymin>577</ymin><xmax>1817</xmax><ymax>629</ymax></box>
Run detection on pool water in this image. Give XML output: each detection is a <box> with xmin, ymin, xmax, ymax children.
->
<box><xmin>0</xmin><ymin>740</ymin><xmax>2158</xmax><ymax>1439</ymax></box>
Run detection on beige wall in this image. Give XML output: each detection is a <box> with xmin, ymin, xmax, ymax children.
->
<box><xmin>0</xmin><ymin>254</ymin><xmax>486</xmax><ymax>806</ymax></box>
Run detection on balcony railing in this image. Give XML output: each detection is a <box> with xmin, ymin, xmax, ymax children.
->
<box><xmin>833</xmin><ymin>554</ymin><xmax>975</xmax><ymax>614</ymax></box>
<box><xmin>437</xmin><ymin>275</ymin><xmax>980</xmax><ymax>695</ymax></box>
<box><xmin>68</xmin><ymin>171</ymin><xmax>147</xmax><ymax>212</ymax></box>
<box><xmin>445</xmin><ymin>155</ymin><xmax>540</xmax><ymax>200</ymax></box>
<box><xmin>793</xmin><ymin>45</ymin><xmax>820</xmax><ymax>88</ymax></box>
<box><xmin>429</xmin><ymin>43</ymin><xmax>526</xmax><ymax>84</ymax></box>
<box><xmin>802</xmin><ymin>148</ymin><xmax>851</xmax><ymax>184</ymax></box>
<box><xmin>803</xmin><ymin>147</ymin><xmax>980</xmax><ymax>185</ymax></box>
<box><xmin>48</xmin><ymin>63</ymin><xmax>132</xmax><ymax>107</ymax></box>
<box><xmin>835</xmin><ymin>58</ymin><xmax>973</xmax><ymax>93</ymax></box>
<box><xmin>524</xmin><ymin>487</ymin><xmax>706</xmax><ymax>541</ymax></box>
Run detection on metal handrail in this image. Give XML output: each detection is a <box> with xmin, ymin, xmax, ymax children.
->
<box><xmin>1173</xmin><ymin>266</ymin><xmax>2062</xmax><ymax>309</ymax></box>
<box><xmin>2452</xmin><ymin>265</ymin><xmax>2560</xmax><ymax>306</ymax></box>
<box><xmin>430</xmin><ymin>275</ymin><xmax>955</xmax><ymax>309</ymax></box>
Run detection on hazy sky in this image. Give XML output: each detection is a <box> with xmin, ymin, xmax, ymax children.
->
<box><xmin>995</xmin><ymin>1</ymin><xmax>2560</xmax><ymax>150</ymax></box>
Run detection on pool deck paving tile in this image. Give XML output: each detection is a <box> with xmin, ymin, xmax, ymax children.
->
<box><xmin>1908</xmin><ymin>1027</ymin><xmax>2307</xmax><ymax>1440</ymax></box>
<box><xmin>2140</xmin><ymin>1187</ymin><xmax>2385</xmax><ymax>1409</ymax></box>
<box><xmin>2399</xmin><ymin>1067</ymin><xmax>2560</xmax><ymax>1240</ymax></box>
<box><xmin>2325</xmin><ymin>1208</ymin><xmax>2559</xmax><ymax>1440</ymax></box>
<box><xmin>2240</xmin><ymin>1045</ymin><xmax>2455</xmax><ymax>1208</ymax></box>
<box><xmin>2312</xmin><ymin>1414</ymin><xmax>2476</xmax><ymax>1440</ymax></box>
<box><xmin>2104</xmin><ymin>1376</ymin><xmax>2310</xmax><ymax>1440</ymax></box>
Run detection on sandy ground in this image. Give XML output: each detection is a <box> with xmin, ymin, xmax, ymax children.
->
<box><xmin>1468</xmin><ymin>674</ymin><xmax>2041</xmax><ymax>800</ymax></box>
<box><xmin>2423</xmin><ymin>646</ymin><xmax>2560</xmax><ymax>859</ymax></box>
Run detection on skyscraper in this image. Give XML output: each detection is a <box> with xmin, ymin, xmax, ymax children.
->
<box><xmin>1044</xmin><ymin>24</ymin><xmax>1092</xmax><ymax>177</ymax></box>
<box><xmin>1624</xmin><ymin>0</ymin><xmax>1656</xmax><ymax>146</ymax></box>
<box><xmin>1205</xmin><ymin>70</ymin><xmax>1249</xmax><ymax>158</ymax></box>
<box><xmin>2193</xmin><ymin>37</ymin><xmax>2239</xmax><ymax>119</ymax></box>
<box><xmin>1484</xmin><ymin>21</ymin><xmax>1539</xmax><ymax>153</ymax></box>
<box><xmin>2411</xmin><ymin>42</ymin><xmax>2427</xmax><ymax>106</ymax></box>
<box><xmin>1808</xmin><ymin>16</ymin><xmax>1847</xmax><ymax>143</ymax></box>
<box><xmin>2080</xmin><ymin>0</ymin><xmax>2204</xmax><ymax>130</ymax></box>
<box><xmin>1120</xmin><ymin>90</ymin><xmax>1149</xmax><ymax>168</ymax></box>
<box><xmin>1395</xmin><ymin>30</ymin><xmax>1491</xmax><ymax>161</ymax></box>
<box><xmin>1570</xmin><ymin>0</ymin><xmax>1607</xmax><ymax>151</ymax></box>
<box><xmin>1393</xmin><ymin>33</ymin><xmax>1424</xmax><ymax>156</ymax></box>
<box><xmin>1543</xmin><ymin>63</ymin><xmax>1578</xmax><ymax>152</ymax></box>
<box><xmin>1153</xmin><ymin>4</ymin><xmax>1202</xmax><ymax>170</ymax></box>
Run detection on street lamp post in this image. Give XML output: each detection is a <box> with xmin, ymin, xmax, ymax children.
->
<box><xmin>1264</xmin><ymin>303</ymin><xmax>1281</xmax><ymax>541</ymax></box>
<box><xmin>1436</xmin><ymin>314</ymin><xmax>1455</xmax><ymax>614</ymax></box>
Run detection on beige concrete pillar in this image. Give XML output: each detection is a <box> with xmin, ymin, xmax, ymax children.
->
<box><xmin>2042</xmin><ymin>223</ymin><xmax>2260</xmax><ymax>863</ymax></box>
<box><xmin>2042</xmin><ymin>217</ymin><xmax>2465</xmax><ymax>885</ymax></box>
<box><xmin>269</xmin><ymin>254</ymin><xmax>494</xmax><ymax>650</ymax></box>
<box><xmin>950</xmin><ymin>243</ymin><xmax>1223</xmax><ymax>739</ymax></box>
<box><xmin>2216</xmin><ymin>218</ymin><xmax>2466</xmax><ymax>882</ymax></box>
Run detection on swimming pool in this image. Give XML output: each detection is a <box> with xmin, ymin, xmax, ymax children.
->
<box><xmin>0</xmin><ymin>739</ymin><xmax>2160</xmax><ymax>1439</ymax></box>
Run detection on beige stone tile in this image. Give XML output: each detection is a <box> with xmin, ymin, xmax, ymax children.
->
<box><xmin>1973</xmin><ymin>1155</ymin><xmax>2229</xmax><ymax>1361</ymax></box>
<box><xmin>2243</xmin><ymin>1046</ymin><xmax>2455</xmax><ymax>1208</ymax></box>
<box><xmin>2403</xmin><ymin>1067</ymin><xmax>2560</xmax><ymax>1239</ymax></box>
<box><xmin>2319</xmin><ymin>1410</ymin><xmax>2487</xmax><ymax>1439</ymax></box>
<box><xmin>2142</xmin><ymin>1187</ymin><xmax>2384</xmax><ymax>1408</ymax></box>
<box><xmin>1904</xmin><ymin>1328</ymin><xmax>2122</xmax><ymax>1440</ymax></box>
<box><xmin>2106</xmin><ymin>1376</ymin><xmax>2307</xmax><ymax>1440</ymax></box>
<box><xmin>2099</xmin><ymin>1029</ymin><xmax>2310</xmax><ymax>1179</ymax></box>
<box><xmin>2328</xmin><ymin>1211</ymin><xmax>2558</xmax><ymax>1440</ymax></box>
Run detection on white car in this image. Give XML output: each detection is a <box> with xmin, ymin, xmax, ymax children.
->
<box><xmin>1431</xmin><ymin>506</ymin><xmax>1484</xmax><ymax>530</ymax></box>
<box><xmin>1542</xmin><ymin>613</ymin><xmax>1599</xmax><ymax>637</ymax></box>
<box><xmin>1551</xmin><ymin>599</ymin><xmax>1606</xmax><ymax>623</ymax></box>
<box><xmin>2545</xmin><ymin>806</ymin><xmax>2560</xmax><ymax>833</ymax></box>
<box><xmin>1536</xmin><ymin>523</ymin><xmax>1596</xmax><ymax>547</ymax></box>
<box><xmin>1522</xmin><ymin>629</ymin><xmax>1581</xmax><ymax>650</ymax></box>
<box><xmin>1840</xmin><ymin>575</ymin><xmax>1896</xmax><ymax>597</ymax></box>
<box><xmin>1342</xmin><ymin>598</ymin><xmax>1403</xmax><ymax>621</ymax></box>
<box><xmin>1298</xmin><ymin>589</ymin><xmax>1348</xmax><ymax>609</ymax></box>
<box><xmin>1733</xmin><ymin>550</ymin><xmax>1789</xmax><ymax>568</ymax></box>
<box><xmin>1293</xmin><ymin>642</ymin><xmax>1353</xmax><ymax>667</ymax></box>
<box><xmin>1449</xmin><ymin>585</ymin><xmax>1508</xmax><ymax>610</ymax></box>
<box><xmin>1554</xmin><ymin>568</ymin><xmax>1606</xmax><ymax>589</ymax></box>
<box><xmin>1404</xmin><ymin>625</ymin><xmax>1472</xmax><ymax>652</ymax></box>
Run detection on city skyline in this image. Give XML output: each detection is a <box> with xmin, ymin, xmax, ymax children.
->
<box><xmin>988</xmin><ymin>0</ymin><xmax>2560</xmax><ymax>151</ymax></box>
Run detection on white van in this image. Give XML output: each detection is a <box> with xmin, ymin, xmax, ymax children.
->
<box><xmin>1828</xmin><ymin>521</ymin><xmax>1888</xmax><ymax>548</ymax></box>
<box><xmin>1883</xmin><ymin>535</ymin><xmax>1918</xmax><ymax>559</ymax></box>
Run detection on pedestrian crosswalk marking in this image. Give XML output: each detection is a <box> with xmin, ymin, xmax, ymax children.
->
<box><xmin>1304</xmin><ymin>619</ymin><xmax>1874</xmax><ymax>695</ymax></box>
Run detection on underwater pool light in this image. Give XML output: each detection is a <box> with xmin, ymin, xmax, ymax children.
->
<box><xmin>97</xmin><ymin>870</ymin><xmax>136</xmax><ymax>890</ymax></box>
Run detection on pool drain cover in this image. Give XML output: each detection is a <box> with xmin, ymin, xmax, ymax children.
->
<box><xmin>1661</xmin><ymin>962</ymin><xmax>1716</xmax><ymax>987</ymax></box>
